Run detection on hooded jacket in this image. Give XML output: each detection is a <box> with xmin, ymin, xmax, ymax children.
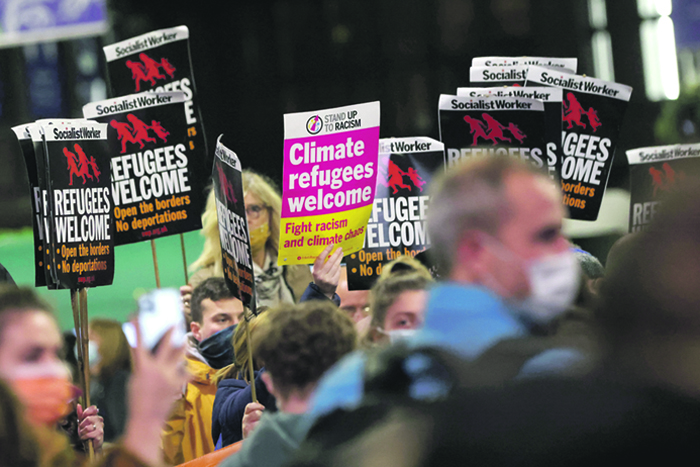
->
<box><xmin>162</xmin><ymin>334</ymin><xmax>218</xmax><ymax>464</ymax></box>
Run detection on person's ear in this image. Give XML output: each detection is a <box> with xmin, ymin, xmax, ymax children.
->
<box><xmin>190</xmin><ymin>321</ymin><xmax>202</xmax><ymax>342</ymax></box>
<box><xmin>261</xmin><ymin>371</ymin><xmax>276</xmax><ymax>397</ymax></box>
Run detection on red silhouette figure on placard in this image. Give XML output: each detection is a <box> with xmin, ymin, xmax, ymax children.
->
<box><xmin>127</xmin><ymin>114</ymin><xmax>157</xmax><ymax>148</ymax></box>
<box><xmin>463</xmin><ymin>115</ymin><xmax>491</xmax><ymax>146</ymax></box>
<box><xmin>405</xmin><ymin>167</ymin><xmax>427</xmax><ymax>192</ymax></box>
<box><xmin>63</xmin><ymin>147</ymin><xmax>82</xmax><ymax>186</ymax></box>
<box><xmin>139</xmin><ymin>53</ymin><xmax>166</xmax><ymax>83</ymax></box>
<box><xmin>482</xmin><ymin>113</ymin><xmax>512</xmax><ymax>145</ymax></box>
<box><xmin>160</xmin><ymin>58</ymin><xmax>176</xmax><ymax>78</ymax></box>
<box><xmin>649</xmin><ymin>163</ymin><xmax>687</xmax><ymax>197</ymax></box>
<box><xmin>382</xmin><ymin>160</ymin><xmax>412</xmax><ymax>194</ymax></box>
<box><xmin>586</xmin><ymin>108</ymin><xmax>602</xmax><ymax>132</ymax></box>
<box><xmin>563</xmin><ymin>92</ymin><xmax>602</xmax><ymax>132</ymax></box>
<box><xmin>110</xmin><ymin>120</ymin><xmax>138</xmax><ymax>154</ymax></box>
<box><xmin>216</xmin><ymin>164</ymin><xmax>238</xmax><ymax>205</ymax></box>
<box><xmin>126</xmin><ymin>59</ymin><xmax>149</xmax><ymax>92</ymax></box>
<box><xmin>87</xmin><ymin>156</ymin><xmax>101</xmax><ymax>182</ymax></box>
<box><xmin>506</xmin><ymin>122</ymin><xmax>527</xmax><ymax>144</ymax></box>
<box><xmin>149</xmin><ymin>120</ymin><xmax>170</xmax><ymax>142</ymax></box>
<box><xmin>74</xmin><ymin>144</ymin><xmax>94</xmax><ymax>183</ymax></box>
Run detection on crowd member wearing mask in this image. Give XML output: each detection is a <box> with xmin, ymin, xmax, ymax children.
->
<box><xmin>362</xmin><ymin>259</ymin><xmax>433</xmax><ymax>348</ymax></box>
<box><xmin>88</xmin><ymin>318</ymin><xmax>131</xmax><ymax>443</ymax></box>
<box><xmin>183</xmin><ymin>170</ymin><xmax>317</xmax><ymax>319</ymax></box>
<box><xmin>0</xmin><ymin>285</ymin><xmax>190</xmax><ymax>467</ymax></box>
<box><xmin>163</xmin><ymin>277</ymin><xmax>243</xmax><ymax>464</ymax></box>
<box><xmin>309</xmin><ymin>156</ymin><xmax>583</xmax><ymax>418</ymax></box>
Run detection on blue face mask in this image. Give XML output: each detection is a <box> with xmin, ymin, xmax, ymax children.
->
<box><xmin>198</xmin><ymin>324</ymin><xmax>237</xmax><ymax>369</ymax></box>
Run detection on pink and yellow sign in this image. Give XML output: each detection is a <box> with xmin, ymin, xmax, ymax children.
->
<box><xmin>278</xmin><ymin>101</ymin><xmax>380</xmax><ymax>265</ymax></box>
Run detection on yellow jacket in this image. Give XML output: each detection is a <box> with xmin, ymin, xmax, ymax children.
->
<box><xmin>162</xmin><ymin>355</ymin><xmax>218</xmax><ymax>465</ymax></box>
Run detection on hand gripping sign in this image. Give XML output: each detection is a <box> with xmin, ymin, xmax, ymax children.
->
<box><xmin>526</xmin><ymin>65</ymin><xmax>633</xmax><ymax>221</ymax></box>
<box><xmin>36</xmin><ymin>120</ymin><xmax>114</xmax><ymax>289</ymax></box>
<box><xmin>626</xmin><ymin>144</ymin><xmax>700</xmax><ymax>232</ymax></box>
<box><xmin>457</xmin><ymin>86</ymin><xmax>563</xmax><ymax>180</ymax></box>
<box><xmin>345</xmin><ymin>137</ymin><xmax>445</xmax><ymax>290</ymax></box>
<box><xmin>472</xmin><ymin>56</ymin><xmax>578</xmax><ymax>72</ymax></box>
<box><xmin>279</xmin><ymin>101</ymin><xmax>380</xmax><ymax>265</ymax></box>
<box><xmin>102</xmin><ymin>25</ymin><xmax>208</xmax><ymax>171</ymax></box>
<box><xmin>211</xmin><ymin>136</ymin><xmax>256</xmax><ymax>311</ymax></box>
<box><xmin>438</xmin><ymin>94</ymin><xmax>546</xmax><ymax>170</ymax></box>
<box><xmin>83</xmin><ymin>91</ymin><xmax>205</xmax><ymax>245</ymax></box>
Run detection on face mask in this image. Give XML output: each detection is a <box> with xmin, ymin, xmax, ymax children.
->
<box><xmin>88</xmin><ymin>341</ymin><xmax>101</xmax><ymax>368</ymax></box>
<box><xmin>484</xmin><ymin>237</ymin><xmax>580</xmax><ymax>323</ymax></box>
<box><xmin>378</xmin><ymin>328</ymin><xmax>418</xmax><ymax>344</ymax></box>
<box><xmin>249</xmin><ymin>223</ymin><xmax>270</xmax><ymax>255</ymax></box>
<box><xmin>198</xmin><ymin>324</ymin><xmax>236</xmax><ymax>369</ymax></box>
<box><xmin>8</xmin><ymin>363</ymin><xmax>74</xmax><ymax>427</ymax></box>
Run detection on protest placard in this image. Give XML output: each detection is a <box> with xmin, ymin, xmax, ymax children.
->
<box><xmin>439</xmin><ymin>94</ymin><xmax>546</xmax><ymax>170</ymax></box>
<box><xmin>457</xmin><ymin>86</ymin><xmax>563</xmax><ymax>180</ymax></box>
<box><xmin>83</xmin><ymin>91</ymin><xmax>205</xmax><ymax>245</ymax></box>
<box><xmin>626</xmin><ymin>144</ymin><xmax>700</xmax><ymax>232</ymax></box>
<box><xmin>211</xmin><ymin>136</ymin><xmax>255</xmax><ymax>311</ymax></box>
<box><xmin>526</xmin><ymin>65</ymin><xmax>632</xmax><ymax>221</ymax></box>
<box><xmin>345</xmin><ymin>137</ymin><xmax>445</xmax><ymax>290</ymax></box>
<box><xmin>472</xmin><ymin>56</ymin><xmax>577</xmax><ymax>72</ymax></box>
<box><xmin>278</xmin><ymin>101</ymin><xmax>380</xmax><ymax>265</ymax></box>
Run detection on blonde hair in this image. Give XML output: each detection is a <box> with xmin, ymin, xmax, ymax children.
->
<box><xmin>89</xmin><ymin>318</ymin><xmax>132</xmax><ymax>379</ymax></box>
<box><xmin>190</xmin><ymin>169</ymin><xmax>283</xmax><ymax>275</ymax></box>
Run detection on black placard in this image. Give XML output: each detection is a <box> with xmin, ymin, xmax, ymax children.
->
<box><xmin>83</xmin><ymin>92</ymin><xmax>205</xmax><ymax>245</ymax></box>
<box><xmin>345</xmin><ymin>137</ymin><xmax>445</xmax><ymax>290</ymax></box>
<box><xmin>438</xmin><ymin>94</ymin><xmax>547</xmax><ymax>170</ymax></box>
<box><xmin>211</xmin><ymin>136</ymin><xmax>256</xmax><ymax>311</ymax></box>
<box><xmin>526</xmin><ymin>66</ymin><xmax>632</xmax><ymax>221</ymax></box>
<box><xmin>103</xmin><ymin>25</ymin><xmax>209</xmax><ymax>187</ymax></box>
<box><xmin>626</xmin><ymin>144</ymin><xmax>700</xmax><ymax>232</ymax></box>
<box><xmin>457</xmin><ymin>86</ymin><xmax>563</xmax><ymax>180</ymax></box>
<box><xmin>41</xmin><ymin>120</ymin><xmax>115</xmax><ymax>289</ymax></box>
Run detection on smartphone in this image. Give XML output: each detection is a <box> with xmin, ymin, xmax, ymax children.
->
<box><xmin>122</xmin><ymin>288</ymin><xmax>186</xmax><ymax>351</ymax></box>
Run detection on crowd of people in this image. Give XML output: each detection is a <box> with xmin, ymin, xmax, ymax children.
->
<box><xmin>1</xmin><ymin>155</ymin><xmax>699</xmax><ymax>466</ymax></box>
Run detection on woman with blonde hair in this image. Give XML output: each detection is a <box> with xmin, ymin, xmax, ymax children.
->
<box><xmin>184</xmin><ymin>169</ymin><xmax>340</xmax><ymax>316</ymax></box>
<box><xmin>88</xmin><ymin>318</ymin><xmax>132</xmax><ymax>442</ymax></box>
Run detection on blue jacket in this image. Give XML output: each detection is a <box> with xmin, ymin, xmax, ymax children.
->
<box><xmin>309</xmin><ymin>283</ymin><xmax>584</xmax><ymax>418</ymax></box>
<box><xmin>211</xmin><ymin>370</ymin><xmax>276</xmax><ymax>448</ymax></box>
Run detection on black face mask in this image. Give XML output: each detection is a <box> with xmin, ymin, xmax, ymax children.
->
<box><xmin>198</xmin><ymin>324</ymin><xmax>236</xmax><ymax>369</ymax></box>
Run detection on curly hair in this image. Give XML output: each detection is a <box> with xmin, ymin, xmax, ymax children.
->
<box><xmin>253</xmin><ymin>301</ymin><xmax>356</xmax><ymax>399</ymax></box>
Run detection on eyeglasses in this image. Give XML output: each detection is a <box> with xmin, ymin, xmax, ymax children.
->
<box><xmin>245</xmin><ymin>204</ymin><xmax>269</xmax><ymax>220</ymax></box>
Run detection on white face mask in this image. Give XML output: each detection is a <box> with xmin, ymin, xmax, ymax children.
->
<box><xmin>483</xmin><ymin>237</ymin><xmax>580</xmax><ymax>323</ymax></box>
<box><xmin>88</xmin><ymin>341</ymin><xmax>101</xmax><ymax>368</ymax></box>
<box><xmin>379</xmin><ymin>328</ymin><xmax>418</xmax><ymax>343</ymax></box>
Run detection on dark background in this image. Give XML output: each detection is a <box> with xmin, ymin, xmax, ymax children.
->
<box><xmin>0</xmin><ymin>0</ymin><xmax>682</xmax><ymax>261</ymax></box>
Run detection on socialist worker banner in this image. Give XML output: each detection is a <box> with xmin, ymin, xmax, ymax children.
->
<box><xmin>83</xmin><ymin>91</ymin><xmax>205</xmax><ymax>245</ymax></box>
<box><xmin>457</xmin><ymin>86</ymin><xmax>563</xmax><ymax>180</ymax></box>
<box><xmin>471</xmin><ymin>56</ymin><xmax>577</xmax><ymax>72</ymax></box>
<box><xmin>526</xmin><ymin>65</ymin><xmax>633</xmax><ymax>221</ymax></box>
<box><xmin>212</xmin><ymin>136</ymin><xmax>255</xmax><ymax>311</ymax></box>
<box><xmin>102</xmin><ymin>25</ymin><xmax>208</xmax><ymax>171</ymax></box>
<box><xmin>12</xmin><ymin>123</ymin><xmax>46</xmax><ymax>287</ymax></box>
<box><xmin>626</xmin><ymin>144</ymin><xmax>700</xmax><ymax>232</ymax></box>
<box><xmin>469</xmin><ymin>65</ymin><xmax>529</xmax><ymax>87</ymax></box>
<box><xmin>346</xmin><ymin>137</ymin><xmax>445</xmax><ymax>290</ymax></box>
<box><xmin>439</xmin><ymin>94</ymin><xmax>546</xmax><ymax>169</ymax></box>
<box><xmin>278</xmin><ymin>101</ymin><xmax>380</xmax><ymax>266</ymax></box>
<box><xmin>41</xmin><ymin>120</ymin><xmax>114</xmax><ymax>289</ymax></box>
